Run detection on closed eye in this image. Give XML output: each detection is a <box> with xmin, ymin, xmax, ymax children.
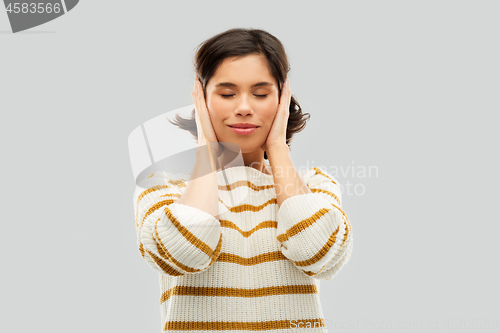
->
<box><xmin>220</xmin><ymin>94</ymin><xmax>268</xmax><ymax>98</ymax></box>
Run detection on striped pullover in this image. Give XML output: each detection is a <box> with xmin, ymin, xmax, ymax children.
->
<box><xmin>133</xmin><ymin>165</ymin><xmax>353</xmax><ymax>332</ymax></box>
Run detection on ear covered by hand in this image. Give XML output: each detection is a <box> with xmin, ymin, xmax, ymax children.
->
<box><xmin>261</xmin><ymin>76</ymin><xmax>291</xmax><ymax>154</ymax></box>
<box><xmin>192</xmin><ymin>76</ymin><xmax>220</xmax><ymax>154</ymax></box>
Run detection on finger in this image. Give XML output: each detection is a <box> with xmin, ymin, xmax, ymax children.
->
<box><xmin>195</xmin><ymin>83</ymin><xmax>204</xmax><ymax>124</ymax></box>
<box><xmin>280</xmin><ymin>78</ymin><xmax>287</xmax><ymax>101</ymax></box>
<box><xmin>195</xmin><ymin>80</ymin><xmax>205</xmax><ymax>115</ymax></box>
<box><xmin>288</xmin><ymin>86</ymin><xmax>292</xmax><ymax>101</ymax></box>
<box><xmin>285</xmin><ymin>78</ymin><xmax>291</xmax><ymax>103</ymax></box>
<box><xmin>193</xmin><ymin>78</ymin><xmax>199</xmax><ymax>106</ymax></box>
<box><xmin>197</xmin><ymin>80</ymin><xmax>208</xmax><ymax>108</ymax></box>
<box><xmin>194</xmin><ymin>82</ymin><xmax>204</xmax><ymax>136</ymax></box>
<box><xmin>196</xmin><ymin>80</ymin><xmax>202</xmax><ymax>102</ymax></box>
<box><xmin>279</xmin><ymin>79</ymin><xmax>289</xmax><ymax>108</ymax></box>
<box><xmin>280</xmin><ymin>78</ymin><xmax>291</xmax><ymax>117</ymax></box>
<box><xmin>196</xmin><ymin>81</ymin><xmax>207</xmax><ymax>119</ymax></box>
<box><xmin>195</xmin><ymin>81</ymin><xmax>213</xmax><ymax>142</ymax></box>
<box><xmin>280</xmin><ymin>77</ymin><xmax>290</xmax><ymax>103</ymax></box>
<box><xmin>192</xmin><ymin>81</ymin><xmax>197</xmax><ymax>105</ymax></box>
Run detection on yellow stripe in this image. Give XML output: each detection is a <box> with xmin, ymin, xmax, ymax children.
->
<box><xmin>301</xmin><ymin>205</ymin><xmax>352</xmax><ymax>276</ymax></box>
<box><xmin>136</xmin><ymin>184</ymin><xmax>172</xmax><ymax>207</ymax></box>
<box><xmin>218</xmin><ymin>180</ymin><xmax>274</xmax><ymax>192</ymax></box>
<box><xmin>161</xmin><ymin>204</ymin><xmax>218</xmax><ymax>257</ymax></box>
<box><xmin>146</xmin><ymin>211</ymin><xmax>348</xmax><ymax>271</ymax></box>
<box><xmin>135</xmin><ymin>184</ymin><xmax>169</xmax><ymax>222</ymax></box>
<box><xmin>138</xmin><ymin>243</ymin><xmax>145</xmax><ymax>259</ymax></box>
<box><xmin>217</xmin><ymin>251</ymin><xmax>286</xmax><ymax>265</ymax></box>
<box><xmin>135</xmin><ymin>193</ymin><xmax>181</xmax><ymax>230</ymax></box>
<box><xmin>142</xmin><ymin>208</ymin><xmax>350</xmax><ymax>276</ymax></box>
<box><xmin>142</xmin><ymin>247</ymin><xmax>184</xmax><ymax>276</ymax></box>
<box><xmin>219</xmin><ymin>197</ymin><xmax>278</xmax><ymax>213</ymax></box>
<box><xmin>164</xmin><ymin>318</ymin><xmax>326</xmax><ymax>331</ymax></box>
<box><xmin>301</xmin><ymin>217</ymin><xmax>351</xmax><ymax>275</ymax></box>
<box><xmin>310</xmin><ymin>187</ymin><xmax>341</xmax><ymax>206</ymax></box>
<box><xmin>153</xmin><ymin>218</ymin><xmax>223</xmax><ymax>273</ymax></box>
<box><xmin>292</xmin><ymin>225</ymin><xmax>342</xmax><ymax>267</ymax></box>
<box><xmin>276</xmin><ymin>203</ymin><xmax>352</xmax><ymax>273</ymax></box>
<box><xmin>312</xmin><ymin>166</ymin><xmax>337</xmax><ymax>185</ymax></box>
<box><xmin>276</xmin><ymin>207</ymin><xmax>332</xmax><ymax>243</ymax></box>
<box><xmin>152</xmin><ymin>226</ymin><xmax>195</xmax><ymax>272</ymax></box>
<box><xmin>160</xmin><ymin>284</ymin><xmax>318</xmax><ymax>303</ymax></box>
<box><xmin>169</xmin><ymin>179</ymin><xmax>187</xmax><ymax>188</ymax></box>
<box><xmin>136</xmin><ymin>168</ymin><xmax>351</xmax><ymax>278</ymax></box>
<box><xmin>135</xmin><ymin>183</ymin><xmax>180</xmax><ymax>222</ymax></box>
<box><xmin>142</xmin><ymin>198</ymin><xmax>176</xmax><ymax>222</ymax></box>
<box><xmin>219</xmin><ymin>219</ymin><xmax>277</xmax><ymax>237</ymax></box>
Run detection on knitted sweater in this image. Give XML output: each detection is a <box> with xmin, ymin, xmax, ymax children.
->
<box><xmin>133</xmin><ymin>165</ymin><xmax>353</xmax><ymax>332</ymax></box>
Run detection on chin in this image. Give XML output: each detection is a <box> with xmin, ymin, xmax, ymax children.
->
<box><xmin>218</xmin><ymin>136</ymin><xmax>265</xmax><ymax>154</ymax></box>
<box><xmin>240</xmin><ymin>146</ymin><xmax>265</xmax><ymax>154</ymax></box>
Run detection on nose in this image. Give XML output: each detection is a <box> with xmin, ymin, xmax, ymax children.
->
<box><xmin>234</xmin><ymin>94</ymin><xmax>254</xmax><ymax>117</ymax></box>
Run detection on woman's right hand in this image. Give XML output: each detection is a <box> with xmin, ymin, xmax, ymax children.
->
<box><xmin>192</xmin><ymin>77</ymin><xmax>219</xmax><ymax>153</ymax></box>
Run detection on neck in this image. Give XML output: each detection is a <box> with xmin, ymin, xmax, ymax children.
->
<box><xmin>242</xmin><ymin>150</ymin><xmax>271</xmax><ymax>175</ymax></box>
<box><xmin>217</xmin><ymin>145</ymin><xmax>271</xmax><ymax>175</ymax></box>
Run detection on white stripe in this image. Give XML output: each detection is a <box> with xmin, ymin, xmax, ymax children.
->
<box><xmin>155</xmin><ymin>203</ymin><xmax>221</xmax><ymax>268</ymax></box>
<box><xmin>161</xmin><ymin>328</ymin><xmax>327</xmax><ymax>333</ymax></box>
<box><xmin>219</xmin><ymin>225</ymin><xmax>280</xmax><ymax>255</ymax></box>
<box><xmin>280</xmin><ymin>209</ymin><xmax>346</xmax><ymax>271</ymax></box>
<box><xmin>160</xmin><ymin>260</ymin><xmax>319</xmax><ymax>290</ymax></box>
<box><xmin>160</xmin><ymin>293</ymin><xmax>325</xmax><ymax>323</ymax></box>
<box><xmin>315</xmin><ymin>234</ymin><xmax>354</xmax><ymax>281</ymax></box>
<box><xmin>141</xmin><ymin>245</ymin><xmax>182</xmax><ymax>275</ymax></box>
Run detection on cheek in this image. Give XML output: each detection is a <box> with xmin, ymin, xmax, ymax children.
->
<box><xmin>207</xmin><ymin>97</ymin><xmax>234</xmax><ymax>112</ymax></box>
<box><xmin>206</xmin><ymin>99</ymin><xmax>225</xmax><ymax>123</ymax></box>
<box><xmin>206</xmin><ymin>96</ymin><xmax>279</xmax><ymax>124</ymax></box>
<box><xmin>261</xmin><ymin>99</ymin><xmax>279</xmax><ymax>121</ymax></box>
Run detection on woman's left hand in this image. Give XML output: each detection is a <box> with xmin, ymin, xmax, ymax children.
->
<box><xmin>261</xmin><ymin>76</ymin><xmax>291</xmax><ymax>154</ymax></box>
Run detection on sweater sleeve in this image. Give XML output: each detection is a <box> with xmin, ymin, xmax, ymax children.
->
<box><xmin>132</xmin><ymin>171</ymin><xmax>223</xmax><ymax>277</ymax></box>
<box><xmin>276</xmin><ymin>166</ymin><xmax>353</xmax><ymax>281</ymax></box>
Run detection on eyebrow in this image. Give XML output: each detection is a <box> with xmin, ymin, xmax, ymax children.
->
<box><xmin>215</xmin><ymin>81</ymin><xmax>273</xmax><ymax>88</ymax></box>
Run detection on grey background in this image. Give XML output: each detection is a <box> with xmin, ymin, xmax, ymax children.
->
<box><xmin>1</xmin><ymin>1</ymin><xmax>498</xmax><ymax>332</ymax></box>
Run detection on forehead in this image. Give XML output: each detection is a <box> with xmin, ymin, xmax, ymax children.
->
<box><xmin>210</xmin><ymin>54</ymin><xmax>275</xmax><ymax>86</ymax></box>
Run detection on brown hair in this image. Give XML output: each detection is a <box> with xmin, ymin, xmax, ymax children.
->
<box><xmin>168</xmin><ymin>28</ymin><xmax>310</xmax><ymax>160</ymax></box>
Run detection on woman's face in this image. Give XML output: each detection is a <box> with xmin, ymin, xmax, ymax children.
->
<box><xmin>205</xmin><ymin>53</ymin><xmax>280</xmax><ymax>154</ymax></box>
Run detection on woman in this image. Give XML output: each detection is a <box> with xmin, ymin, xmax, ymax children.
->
<box><xmin>133</xmin><ymin>28</ymin><xmax>353</xmax><ymax>332</ymax></box>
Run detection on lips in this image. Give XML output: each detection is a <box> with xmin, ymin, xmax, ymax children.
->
<box><xmin>228</xmin><ymin>126</ymin><xmax>258</xmax><ymax>135</ymax></box>
<box><xmin>228</xmin><ymin>123</ymin><xmax>259</xmax><ymax>128</ymax></box>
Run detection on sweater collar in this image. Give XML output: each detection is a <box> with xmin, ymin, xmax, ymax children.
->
<box><xmin>217</xmin><ymin>165</ymin><xmax>274</xmax><ymax>186</ymax></box>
